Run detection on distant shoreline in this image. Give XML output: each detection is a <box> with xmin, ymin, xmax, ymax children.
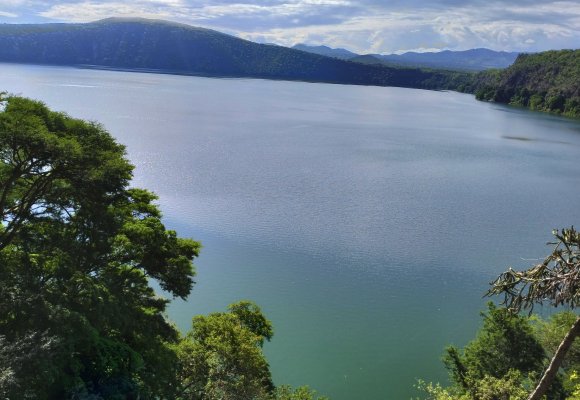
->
<box><xmin>0</xmin><ymin>60</ymin><xmax>456</xmax><ymax>92</ymax></box>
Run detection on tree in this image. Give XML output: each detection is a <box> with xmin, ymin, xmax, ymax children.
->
<box><xmin>442</xmin><ymin>303</ymin><xmax>546</xmax><ymax>398</ymax></box>
<box><xmin>228</xmin><ymin>300</ymin><xmax>274</xmax><ymax>347</ymax></box>
<box><xmin>272</xmin><ymin>385</ymin><xmax>329</xmax><ymax>400</ymax></box>
<box><xmin>175</xmin><ymin>301</ymin><xmax>274</xmax><ymax>400</ymax></box>
<box><xmin>418</xmin><ymin>370</ymin><xmax>529</xmax><ymax>400</ymax></box>
<box><xmin>532</xmin><ymin>311</ymin><xmax>580</xmax><ymax>372</ymax></box>
<box><xmin>0</xmin><ymin>95</ymin><xmax>200</xmax><ymax>398</ymax></box>
<box><xmin>488</xmin><ymin>227</ymin><xmax>580</xmax><ymax>400</ymax></box>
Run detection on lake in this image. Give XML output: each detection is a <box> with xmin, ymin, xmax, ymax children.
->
<box><xmin>1</xmin><ymin>63</ymin><xmax>580</xmax><ymax>399</ymax></box>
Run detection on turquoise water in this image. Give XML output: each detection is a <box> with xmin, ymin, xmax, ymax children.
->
<box><xmin>1</xmin><ymin>63</ymin><xmax>580</xmax><ymax>399</ymax></box>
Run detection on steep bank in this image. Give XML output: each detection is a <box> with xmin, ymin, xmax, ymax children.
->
<box><xmin>474</xmin><ymin>49</ymin><xmax>580</xmax><ymax>117</ymax></box>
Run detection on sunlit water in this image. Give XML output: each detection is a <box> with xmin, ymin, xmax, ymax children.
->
<box><xmin>1</xmin><ymin>63</ymin><xmax>580</xmax><ymax>399</ymax></box>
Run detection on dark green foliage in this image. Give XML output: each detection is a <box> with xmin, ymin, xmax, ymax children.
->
<box><xmin>486</xmin><ymin>228</ymin><xmax>580</xmax><ymax>400</ymax></box>
<box><xmin>0</xmin><ymin>18</ymin><xmax>471</xmax><ymax>91</ymax></box>
<box><xmin>418</xmin><ymin>310</ymin><xmax>580</xmax><ymax>400</ymax></box>
<box><xmin>474</xmin><ymin>50</ymin><xmax>580</xmax><ymax>117</ymax></box>
<box><xmin>0</xmin><ymin>95</ymin><xmax>200</xmax><ymax>399</ymax></box>
<box><xmin>424</xmin><ymin>228</ymin><xmax>580</xmax><ymax>400</ymax></box>
<box><xmin>443</xmin><ymin>346</ymin><xmax>469</xmax><ymax>390</ymax></box>
<box><xmin>272</xmin><ymin>385</ymin><xmax>329</xmax><ymax>400</ymax></box>
<box><xmin>439</xmin><ymin>303</ymin><xmax>571</xmax><ymax>400</ymax></box>
<box><xmin>0</xmin><ymin>331</ymin><xmax>61</xmax><ymax>398</ymax></box>
<box><xmin>228</xmin><ymin>300</ymin><xmax>274</xmax><ymax>347</ymax></box>
<box><xmin>444</xmin><ymin>303</ymin><xmax>545</xmax><ymax>389</ymax></box>
<box><xmin>175</xmin><ymin>301</ymin><xmax>275</xmax><ymax>400</ymax></box>
<box><xmin>533</xmin><ymin>312</ymin><xmax>580</xmax><ymax>372</ymax></box>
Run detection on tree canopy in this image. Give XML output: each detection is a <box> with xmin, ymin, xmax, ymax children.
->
<box><xmin>421</xmin><ymin>305</ymin><xmax>575</xmax><ymax>400</ymax></box>
<box><xmin>175</xmin><ymin>301</ymin><xmax>275</xmax><ymax>400</ymax></box>
<box><xmin>488</xmin><ymin>227</ymin><xmax>580</xmax><ymax>400</ymax></box>
<box><xmin>443</xmin><ymin>303</ymin><xmax>545</xmax><ymax>390</ymax></box>
<box><xmin>0</xmin><ymin>95</ymin><xmax>200</xmax><ymax>398</ymax></box>
<box><xmin>421</xmin><ymin>228</ymin><xmax>580</xmax><ymax>400</ymax></box>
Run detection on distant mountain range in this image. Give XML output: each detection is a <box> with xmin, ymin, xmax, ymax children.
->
<box><xmin>294</xmin><ymin>44</ymin><xmax>519</xmax><ymax>71</ymax></box>
<box><xmin>0</xmin><ymin>18</ymin><xmax>575</xmax><ymax>117</ymax></box>
<box><xmin>0</xmin><ymin>18</ymin><xmax>479</xmax><ymax>92</ymax></box>
<box><xmin>0</xmin><ymin>18</ymin><xmax>475</xmax><ymax>91</ymax></box>
<box><xmin>292</xmin><ymin>44</ymin><xmax>357</xmax><ymax>60</ymax></box>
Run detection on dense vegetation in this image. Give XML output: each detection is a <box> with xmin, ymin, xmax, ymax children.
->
<box><xmin>0</xmin><ymin>18</ymin><xmax>470</xmax><ymax>90</ymax></box>
<box><xmin>0</xmin><ymin>95</ymin><xmax>326</xmax><ymax>399</ymax></box>
<box><xmin>474</xmin><ymin>50</ymin><xmax>580</xmax><ymax>117</ymax></box>
<box><xmin>419</xmin><ymin>306</ymin><xmax>580</xmax><ymax>400</ymax></box>
<box><xmin>421</xmin><ymin>228</ymin><xmax>580</xmax><ymax>400</ymax></box>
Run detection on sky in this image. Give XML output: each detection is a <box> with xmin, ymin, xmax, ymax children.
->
<box><xmin>0</xmin><ymin>0</ymin><xmax>579</xmax><ymax>54</ymax></box>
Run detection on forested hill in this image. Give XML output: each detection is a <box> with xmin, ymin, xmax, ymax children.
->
<box><xmin>475</xmin><ymin>49</ymin><xmax>580</xmax><ymax>117</ymax></box>
<box><xmin>0</xmin><ymin>18</ymin><xmax>471</xmax><ymax>90</ymax></box>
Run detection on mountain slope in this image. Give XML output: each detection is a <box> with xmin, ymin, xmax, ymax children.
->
<box><xmin>0</xmin><ymin>18</ymin><xmax>471</xmax><ymax>90</ymax></box>
<box><xmin>375</xmin><ymin>48</ymin><xmax>519</xmax><ymax>71</ymax></box>
<box><xmin>349</xmin><ymin>55</ymin><xmax>385</xmax><ymax>65</ymax></box>
<box><xmin>292</xmin><ymin>44</ymin><xmax>357</xmax><ymax>60</ymax></box>
<box><xmin>290</xmin><ymin>44</ymin><xmax>518</xmax><ymax>71</ymax></box>
<box><xmin>475</xmin><ymin>49</ymin><xmax>580</xmax><ymax>117</ymax></box>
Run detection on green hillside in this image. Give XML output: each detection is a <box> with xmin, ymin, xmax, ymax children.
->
<box><xmin>475</xmin><ymin>49</ymin><xmax>580</xmax><ymax>117</ymax></box>
<box><xmin>0</xmin><ymin>18</ymin><xmax>470</xmax><ymax>90</ymax></box>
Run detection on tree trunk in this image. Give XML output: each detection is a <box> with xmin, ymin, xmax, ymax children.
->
<box><xmin>528</xmin><ymin>316</ymin><xmax>580</xmax><ymax>400</ymax></box>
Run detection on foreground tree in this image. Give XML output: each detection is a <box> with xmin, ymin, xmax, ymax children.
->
<box><xmin>443</xmin><ymin>303</ymin><xmax>545</xmax><ymax>392</ymax></box>
<box><xmin>175</xmin><ymin>301</ymin><xmax>274</xmax><ymax>400</ymax></box>
<box><xmin>488</xmin><ymin>227</ymin><xmax>580</xmax><ymax>400</ymax></box>
<box><xmin>438</xmin><ymin>302</ymin><xmax>557</xmax><ymax>400</ymax></box>
<box><xmin>273</xmin><ymin>385</ymin><xmax>329</xmax><ymax>400</ymax></box>
<box><xmin>0</xmin><ymin>95</ymin><xmax>200</xmax><ymax>398</ymax></box>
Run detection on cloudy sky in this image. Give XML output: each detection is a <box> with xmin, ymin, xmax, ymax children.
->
<box><xmin>1</xmin><ymin>0</ymin><xmax>579</xmax><ymax>54</ymax></box>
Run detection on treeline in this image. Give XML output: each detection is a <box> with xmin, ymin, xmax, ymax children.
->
<box><xmin>473</xmin><ymin>50</ymin><xmax>580</xmax><ymax>117</ymax></box>
<box><xmin>0</xmin><ymin>95</ymin><xmax>326</xmax><ymax>400</ymax></box>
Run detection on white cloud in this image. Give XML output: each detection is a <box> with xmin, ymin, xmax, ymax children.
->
<box><xmin>38</xmin><ymin>0</ymin><xmax>355</xmax><ymax>22</ymax></box>
<box><xmin>23</xmin><ymin>0</ymin><xmax>580</xmax><ymax>53</ymax></box>
<box><xmin>2</xmin><ymin>0</ymin><xmax>30</xmax><ymax>5</ymax></box>
<box><xmin>238</xmin><ymin>2</ymin><xmax>580</xmax><ymax>52</ymax></box>
<box><xmin>0</xmin><ymin>11</ymin><xmax>18</xmax><ymax>17</ymax></box>
<box><xmin>38</xmin><ymin>1</ymin><xmax>180</xmax><ymax>21</ymax></box>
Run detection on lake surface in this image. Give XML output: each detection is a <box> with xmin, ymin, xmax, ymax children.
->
<box><xmin>1</xmin><ymin>63</ymin><xmax>580</xmax><ymax>399</ymax></box>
